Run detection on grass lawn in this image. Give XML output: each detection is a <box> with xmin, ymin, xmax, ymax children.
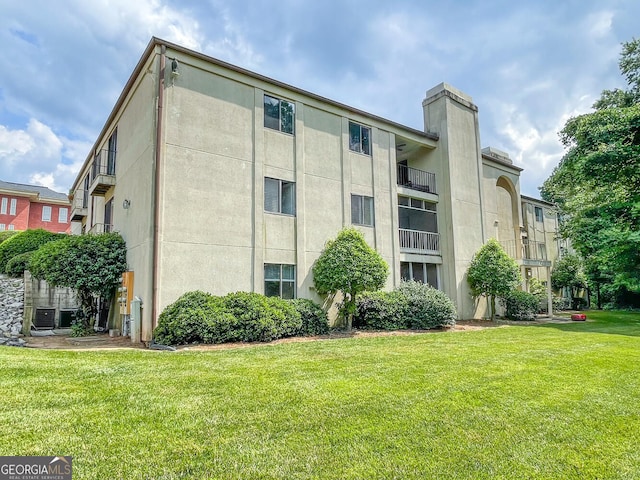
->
<box><xmin>1</xmin><ymin>311</ymin><xmax>639</xmax><ymax>479</ymax></box>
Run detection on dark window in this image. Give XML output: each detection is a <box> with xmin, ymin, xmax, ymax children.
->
<box><xmin>264</xmin><ymin>95</ymin><xmax>295</xmax><ymax>134</ymax></box>
<box><xmin>400</xmin><ymin>262</ymin><xmax>439</xmax><ymax>289</ymax></box>
<box><xmin>349</xmin><ymin>121</ymin><xmax>371</xmax><ymax>155</ymax></box>
<box><xmin>264</xmin><ymin>178</ymin><xmax>295</xmax><ymax>215</ymax></box>
<box><xmin>535</xmin><ymin>206</ymin><xmax>543</xmax><ymax>223</ymax></box>
<box><xmin>107</xmin><ymin>128</ymin><xmax>117</xmax><ymax>175</ymax></box>
<box><xmin>351</xmin><ymin>194</ymin><xmax>375</xmax><ymax>226</ymax></box>
<box><xmin>264</xmin><ymin>264</ymin><xmax>296</xmax><ymax>299</ymax></box>
<box><xmin>398</xmin><ymin>196</ymin><xmax>437</xmax><ymax>233</ymax></box>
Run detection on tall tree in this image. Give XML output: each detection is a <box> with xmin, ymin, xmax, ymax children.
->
<box><xmin>541</xmin><ymin>38</ymin><xmax>640</xmax><ymax>304</ymax></box>
<box><xmin>467</xmin><ymin>239</ymin><xmax>521</xmax><ymax>321</ymax></box>
<box><xmin>313</xmin><ymin>228</ymin><xmax>388</xmax><ymax>330</ymax></box>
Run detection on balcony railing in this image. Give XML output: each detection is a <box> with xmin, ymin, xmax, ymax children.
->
<box><xmin>70</xmin><ymin>190</ymin><xmax>89</xmax><ymax>221</ymax></box>
<box><xmin>397</xmin><ymin>164</ymin><xmax>436</xmax><ymax>194</ymax></box>
<box><xmin>399</xmin><ymin>228</ymin><xmax>440</xmax><ymax>254</ymax></box>
<box><xmin>89</xmin><ymin>149</ymin><xmax>116</xmax><ymax>196</ymax></box>
<box><xmin>88</xmin><ymin>223</ymin><xmax>113</xmax><ymax>234</ymax></box>
<box><xmin>500</xmin><ymin>239</ymin><xmax>550</xmax><ymax>264</ymax></box>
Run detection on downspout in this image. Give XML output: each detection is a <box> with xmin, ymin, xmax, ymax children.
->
<box><xmin>151</xmin><ymin>44</ymin><xmax>166</xmax><ymax>342</ymax></box>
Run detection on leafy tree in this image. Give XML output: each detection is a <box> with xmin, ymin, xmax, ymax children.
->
<box><xmin>312</xmin><ymin>227</ymin><xmax>388</xmax><ymax>330</ymax></box>
<box><xmin>467</xmin><ymin>238</ymin><xmax>521</xmax><ymax>320</ymax></box>
<box><xmin>541</xmin><ymin>38</ymin><xmax>640</xmax><ymax>305</ymax></box>
<box><xmin>30</xmin><ymin>233</ymin><xmax>127</xmax><ymax>328</ymax></box>
<box><xmin>551</xmin><ymin>254</ymin><xmax>587</xmax><ymax>305</ymax></box>
<box><xmin>0</xmin><ymin>229</ymin><xmax>65</xmax><ymax>271</ymax></box>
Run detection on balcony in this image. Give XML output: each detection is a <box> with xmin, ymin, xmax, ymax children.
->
<box><xmin>500</xmin><ymin>239</ymin><xmax>551</xmax><ymax>267</ymax></box>
<box><xmin>88</xmin><ymin>223</ymin><xmax>114</xmax><ymax>234</ymax></box>
<box><xmin>70</xmin><ymin>190</ymin><xmax>89</xmax><ymax>221</ymax></box>
<box><xmin>397</xmin><ymin>164</ymin><xmax>436</xmax><ymax>194</ymax></box>
<box><xmin>89</xmin><ymin>149</ymin><xmax>116</xmax><ymax>196</ymax></box>
<box><xmin>399</xmin><ymin>229</ymin><xmax>440</xmax><ymax>255</ymax></box>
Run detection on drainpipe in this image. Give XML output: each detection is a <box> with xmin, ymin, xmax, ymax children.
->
<box><xmin>150</xmin><ymin>44</ymin><xmax>166</xmax><ymax>343</ymax></box>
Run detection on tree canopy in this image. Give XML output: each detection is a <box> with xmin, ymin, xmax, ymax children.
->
<box><xmin>541</xmin><ymin>38</ymin><xmax>640</xmax><ymax>305</ymax></box>
<box><xmin>467</xmin><ymin>238</ymin><xmax>521</xmax><ymax>320</ymax></box>
<box><xmin>312</xmin><ymin>227</ymin><xmax>388</xmax><ymax>329</ymax></box>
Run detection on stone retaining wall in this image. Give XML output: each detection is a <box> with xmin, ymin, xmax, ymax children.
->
<box><xmin>0</xmin><ymin>274</ymin><xmax>26</xmax><ymax>347</ymax></box>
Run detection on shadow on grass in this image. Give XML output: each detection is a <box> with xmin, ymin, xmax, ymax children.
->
<box><xmin>531</xmin><ymin>310</ymin><xmax>640</xmax><ymax>338</ymax></box>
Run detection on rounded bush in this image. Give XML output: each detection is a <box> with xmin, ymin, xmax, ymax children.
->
<box><xmin>289</xmin><ymin>299</ymin><xmax>329</xmax><ymax>335</ymax></box>
<box><xmin>222</xmin><ymin>292</ymin><xmax>302</xmax><ymax>342</ymax></box>
<box><xmin>154</xmin><ymin>291</ymin><xmax>216</xmax><ymax>345</ymax></box>
<box><xmin>397</xmin><ymin>281</ymin><xmax>457</xmax><ymax>329</ymax></box>
<box><xmin>501</xmin><ymin>290</ymin><xmax>539</xmax><ymax>321</ymax></box>
<box><xmin>356</xmin><ymin>281</ymin><xmax>457</xmax><ymax>331</ymax></box>
<box><xmin>5</xmin><ymin>251</ymin><xmax>33</xmax><ymax>277</ymax></box>
<box><xmin>0</xmin><ymin>231</ymin><xmax>18</xmax><ymax>245</ymax></box>
<box><xmin>355</xmin><ymin>290</ymin><xmax>407</xmax><ymax>330</ymax></box>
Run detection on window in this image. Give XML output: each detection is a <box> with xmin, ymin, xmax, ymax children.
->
<box><xmin>9</xmin><ymin>198</ymin><xmax>17</xmax><ymax>216</ymax></box>
<box><xmin>264</xmin><ymin>95</ymin><xmax>295</xmax><ymax>134</ymax></box>
<box><xmin>264</xmin><ymin>178</ymin><xmax>295</xmax><ymax>215</ymax></box>
<box><xmin>400</xmin><ymin>262</ymin><xmax>439</xmax><ymax>289</ymax></box>
<box><xmin>107</xmin><ymin>128</ymin><xmax>117</xmax><ymax>175</ymax></box>
<box><xmin>538</xmin><ymin>243</ymin><xmax>547</xmax><ymax>260</ymax></box>
<box><xmin>398</xmin><ymin>196</ymin><xmax>437</xmax><ymax>232</ymax></box>
<box><xmin>351</xmin><ymin>194</ymin><xmax>375</xmax><ymax>226</ymax></box>
<box><xmin>8</xmin><ymin>225</ymin><xmax>14</xmax><ymax>231</ymax></box>
<box><xmin>264</xmin><ymin>264</ymin><xmax>296</xmax><ymax>299</ymax></box>
<box><xmin>0</xmin><ymin>224</ymin><xmax>4</xmax><ymax>231</ymax></box>
<box><xmin>42</xmin><ymin>206</ymin><xmax>52</xmax><ymax>222</ymax></box>
<box><xmin>349</xmin><ymin>121</ymin><xmax>371</xmax><ymax>155</ymax></box>
<box><xmin>0</xmin><ymin>198</ymin><xmax>6</xmax><ymax>214</ymax></box>
<box><xmin>535</xmin><ymin>206</ymin><xmax>543</xmax><ymax>223</ymax></box>
<box><xmin>58</xmin><ymin>207</ymin><xmax>68</xmax><ymax>223</ymax></box>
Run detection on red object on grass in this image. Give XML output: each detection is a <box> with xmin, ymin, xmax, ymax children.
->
<box><xmin>571</xmin><ymin>314</ymin><xmax>587</xmax><ymax>321</ymax></box>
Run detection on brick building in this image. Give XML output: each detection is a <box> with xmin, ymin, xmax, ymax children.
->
<box><xmin>0</xmin><ymin>180</ymin><xmax>71</xmax><ymax>233</ymax></box>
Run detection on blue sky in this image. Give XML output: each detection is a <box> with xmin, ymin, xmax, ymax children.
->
<box><xmin>0</xmin><ymin>0</ymin><xmax>638</xmax><ymax>197</ymax></box>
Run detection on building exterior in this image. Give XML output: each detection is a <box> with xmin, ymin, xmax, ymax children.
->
<box><xmin>0</xmin><ymin>180</ymin><xmax>71</xmax><ymax>233</ymax></box>
<box><xmin>69</xmin><ymin>38</ymin><xmax>560</xmax><ymax>342</ymax></box>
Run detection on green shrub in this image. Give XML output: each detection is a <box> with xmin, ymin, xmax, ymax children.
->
<box><xmin>222</xmin><ymin>292</ymin><xmax>301</xmax><ymax>342</ymax></box>
<box><xmin>289</xmin><ymin>299</ymin><xmax>329</xmax><ymax>335</ymax></box>
<box><xmin>5</xmin><ymin>251</ymin><xmax>33</xmax><ymax>277</ymax></box>
<box><xmin>0</xmin><ymin>229</ymin><xmax>65</xmax><ymax>271</ymax></box>
<box><xmin>553</xmin><ymin>296</ymin><xmax>572</xmax><ymax>311</ymax></box>
<box><xmin>501</xmin><ymin>290</ymin><xmax>539</xmax><ymax>321</ymax></box>
<box><xmin>154</xmin><ymin>291</ymin><xmax>305</xmax><ymax>345</ymax></box>
<box><xmin>0</xmin><ymin>231</ymin><xmax>18</xmax><ymax>245</ymax></box>
<box><xmin>355</xmin><ymin>281</ymin><xmax>457</xmax><ymax>331</ymax></box>
<box><xmin>355</xmin><ymin>290</ymin><xmax>408</xmax><ymax>330</ymax></box>
<box><xmin>398</xmin><ymin>281</ymin><xmax>457</xmax><ymax>329</ymax></box>
<box><xmin>154</xmin><ymin>291</ymin><xmax>216</xmax><ymax>345</ymax></box>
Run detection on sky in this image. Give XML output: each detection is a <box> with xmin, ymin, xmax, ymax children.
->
<box><xmin>0</xmin><ymin>0</ymin><xmax>638</xmax><ymax>198</ymax></box>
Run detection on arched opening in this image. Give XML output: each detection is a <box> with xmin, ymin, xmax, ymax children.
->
<box><xmin>495</xmin><ymin>176</ymin><xmax>519</xmax><ymax>256</ymax></box>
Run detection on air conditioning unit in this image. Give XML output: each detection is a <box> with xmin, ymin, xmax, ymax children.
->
<box><xmin>33</xmin><ymin>308</ymin><xmax>55</xmax><ymax>329</ymax></box>
<box><xmin>59</xmin><ymin>309</ymin><xmax>79</xmax><ymax>328</ymax></box>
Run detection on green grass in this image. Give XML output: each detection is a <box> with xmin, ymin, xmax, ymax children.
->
<box><xmin>1</xmin><ymin>311</ymin><xmax>640</xmax><ymax>479</ymax></box>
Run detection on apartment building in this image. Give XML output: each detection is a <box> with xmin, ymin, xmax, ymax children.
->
<box><xmin>0</xmin><ymin>180</ymin><xmax>71</xmax><ymax>233</ymax></box>
<box><xmin>69</xmin><ymin>38</ymin><xmax>557</xmax><ymax>341</ymax></box>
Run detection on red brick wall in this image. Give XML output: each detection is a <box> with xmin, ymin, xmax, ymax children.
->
<box><xmin>28</xmin><ymin>203</ymin><xmax>71</xmax><ymax>233</ymax></box>
<box><xmin>0</xmin><ymin>195</ymin><xmax>70</xmax><ymax>233</ymax></box>
<box><xmin>0</xmin><ymin>195</ymin><xmax>29</xmax><ymax>231</ymax></box>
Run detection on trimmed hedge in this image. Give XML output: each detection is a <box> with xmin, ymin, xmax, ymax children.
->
<box><xmin>0</xmin><ymin>229</ymin><xmax>65</xmax><ymax>271</ymax></box>
<box><xmin>0</xmin><ymin>231</ymin><xmax>18</xmax><ymax>245</ymax></box>
<box><xmin>5</xmin><ymin>251</ymin><xmax>33</xmax><ymax>277</ymax></box>
<box><xmin>154</xmin><ymin>292</ymin><xmax>328</xmax><ymax>346</ymax></box>
<box><xmin>355</xmin><ymin>281</ymin><xmax>457</xmax><ymax>330</ymax></box>
<box><xmin>501</xmin><ymin>290</ymin><xmax>539</xmax><ymax>321</ymax></box>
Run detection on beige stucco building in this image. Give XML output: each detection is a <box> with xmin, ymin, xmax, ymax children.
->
<box><xmin>69</xmin><ymin>38</ymin><xmax>560</xmax><ymax>342</ymax></box>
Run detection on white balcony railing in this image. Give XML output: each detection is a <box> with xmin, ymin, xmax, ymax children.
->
<box><xmin>399</xmin><ymin>229</ymin><xmax>440</xmax><ymax>254</ymax></box>
<box><xmin>88</xmin><ymin>223</ymin><xmax>113</xmax><ymax>234</ymax></box>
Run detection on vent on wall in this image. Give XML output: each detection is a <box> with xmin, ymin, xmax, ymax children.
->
<box><xmin>34</xmin><ymin>308</ymin><xmax>55</xmax><ymax>329</ymax></box>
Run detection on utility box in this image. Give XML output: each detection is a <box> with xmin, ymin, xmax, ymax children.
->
<box><xmin>59</xmin><ymin>309</ymin><xmax>78</xmax><ymax>328</ymax></box>
<box><xmin>33</xmin><ymin>308</ymin><xmax>55</xmax><ymax>329</ymax></box>
<box><xmin>130</xmin><ymin>297</ymin><xmax>142</xmax><ymax>344</ymax></box>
